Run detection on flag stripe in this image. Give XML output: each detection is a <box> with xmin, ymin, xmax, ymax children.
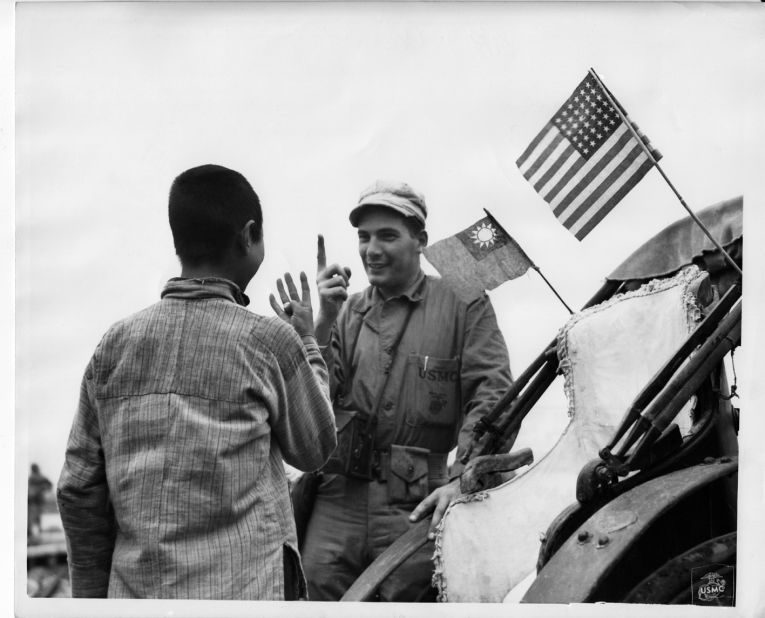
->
<box><xmin>571</xmin><ymin>157</ymin><xmax>654</xmax><ymax>240</ymax></box>
<box><xmin>516</xmin><ymin>123</ymin><xmax>554</xmax><ymax>168</ymax></box>
<box><xmin>533</xmin><ymin>143</ymin><xmax>576</xmax><ymax>195</ymax></box>
<box><xmin>541</xmin><ymin>150</ymin><xmax>587</xmax><ymax>204</ymax></box>
<box><xmin>530</xmin><ymin>140</ymin><xmax>573</xmax><ymax>191</ymax></box>
<box><xmin>522</xmin><ymin>133</ymin><xmax>566</xmax><ymax>181</ymax></box>
<box><xmin>520</xmin><ymin>125</ymin><xmax>560</xmax><ymax>179</ymax></box>
<box><xmin>517</xmin><ymin>124</ymin><xmax>557</xmax><ymax>177</ymax></box>
<box><xmin>551</xmin><ymin>124</ymin><xmax>634</xmax><ymax>214</ymax></box>
<box><xmin>559</xmin><ymin>142</ymin><xmax>646</xmax><ymax>228</ymax></box>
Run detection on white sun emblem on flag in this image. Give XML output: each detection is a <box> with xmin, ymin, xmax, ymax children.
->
<box><xmin>469</xmin><ymin>222</ymin><xmax>499</xmax><ymax>248</ymax></box>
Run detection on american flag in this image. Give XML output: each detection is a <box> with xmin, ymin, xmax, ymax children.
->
<box><xmin>516</xmin><ymin>71</ymin><xmax>659</xmax><ymax>240</ymax></box>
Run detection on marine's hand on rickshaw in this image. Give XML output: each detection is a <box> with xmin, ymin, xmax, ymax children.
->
<box><xmin>409</xmin><ymin>478</ymin><xmax>461</xmax><ymax>540</ymax></box>
<box><xmin>270</xmin><ymin>271</ymin><xmax>315</xmax><ymax>339</ymax></box>
<box><xmin>315</xmin><ymin>234</ymin><xmax>351</xmax><ymax>344</ymax></box>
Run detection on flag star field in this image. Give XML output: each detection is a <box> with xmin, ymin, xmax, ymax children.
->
<box><xmin>552</xmin><ymin>77</ymin><xmax>621</xmax><ymax>160</ymax></box>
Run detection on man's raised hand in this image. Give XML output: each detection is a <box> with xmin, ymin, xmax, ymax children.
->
<box><xmin>315</xmin><ymin>234</ymin><xmax>351</xmax><ymax>344</ymax></box>
<box><xmin>269</xmin><ymin>271</ymin><xmax>315</xmax><ymax>339</ymax></box>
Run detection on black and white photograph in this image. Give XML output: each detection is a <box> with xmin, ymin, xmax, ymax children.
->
<box><xmin>8</xmin><ymin>1</ymin><xmax>765</xmax><ymax>617</ymax></box>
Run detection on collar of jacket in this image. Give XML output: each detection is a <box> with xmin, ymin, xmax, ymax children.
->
<box><xmin>351</xmin><ymin>270</ymin><xmax>427</xmax><ymax>314</ymax></box>
<box><xmin>161</xmin><ymin>277</ymin><xmax>250</xmax><ymax>307</ymax></box>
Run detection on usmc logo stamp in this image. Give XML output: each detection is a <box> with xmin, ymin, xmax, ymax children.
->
<box><xmin>691</xmin><ymin>564</ymin><xmax>735</xmax><ymax>606</ymax></box>
<box><xmin>698</xmin><ymin>572</ymin><xmax>726</xmax><ymax>602</ymax></box>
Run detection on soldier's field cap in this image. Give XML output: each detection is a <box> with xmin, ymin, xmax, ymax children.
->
<box><xmin>349</xmin><ymin>180</ymin><xmax>427</xmax><ymax>227</ymax></box>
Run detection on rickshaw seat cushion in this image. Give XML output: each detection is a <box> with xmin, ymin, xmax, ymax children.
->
<box><xmin>557</xmin><ymin>266</ymin><xmax>706</xmax><ymax>440</ymax></box>
<box><xmin>433</xmin><ymin>266</ymin><xmax>706</xmax><ymax>603</ymax></box>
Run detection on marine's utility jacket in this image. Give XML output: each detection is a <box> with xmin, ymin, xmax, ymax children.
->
<box><xmin>324</xmin><ymin>272</ymin><xmax>512</xmax><ymax>478</ymax></box>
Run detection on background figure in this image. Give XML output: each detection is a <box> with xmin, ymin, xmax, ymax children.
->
<box><xmin>27</xmin><ymin>463</ymin><xmax>52</xmax><ymax>538</ymax></box>
<box><xmin>56</xmin><ymin>165</ymin><xmax>336</xmax><ymax>600</ymax></box>
<box><xmin>299</xmin><ymin>181</ymin><xmax>514</xmax><ymax>601</ymax></box>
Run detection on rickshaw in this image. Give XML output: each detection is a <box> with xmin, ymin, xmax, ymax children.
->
<box><xmin>341</xmin><ymin>195</ymin><xmax>742</xmax><ymax>605</ymax></box>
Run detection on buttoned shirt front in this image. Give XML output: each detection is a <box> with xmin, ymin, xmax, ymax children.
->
<box><xmin>324</xmin><ymin>272</ymin><xmax>512</xmax><ymax>475</ymax></box>
<box><xmin>57</xmin><ymin>277</ymin><xmax>336</xmax><ymax>599</ymax></box>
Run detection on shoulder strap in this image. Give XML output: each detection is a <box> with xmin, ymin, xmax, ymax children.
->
<box><xmin>365</xmin><ymin>303</ymin><xmax>416</xmax><ymax>430</ymax></box>
<box><xmin>339</xmin><ymin>299</ymin><xmax>417</xmax><ymax>429</ymax></box>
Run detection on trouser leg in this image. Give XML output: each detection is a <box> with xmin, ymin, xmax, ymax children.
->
<box><xmin>302</xmin><ymin>474</ymin><xmax>439</xmax><ymax>602</ymax></box>
<box><xmin>301</xmin><ymin>473</ymin><xmax>368</xmax><ymax>601</ymax></box>
<box><xmin>368</xmin><ymin>480</ymin><xmax>437</xmax><ymax>602</ymax></box>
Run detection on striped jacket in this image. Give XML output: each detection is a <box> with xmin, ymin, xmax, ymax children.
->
<box><xmin>57</xmin><ymin>277</ymin><xmax>336</xmax><ymax>599</ymax></box>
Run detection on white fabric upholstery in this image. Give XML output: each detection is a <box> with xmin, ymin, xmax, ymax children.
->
<box><xmin>433</xmin><ymin>266</ymin><xmax>704</xmax><ymax>602</ymax></box>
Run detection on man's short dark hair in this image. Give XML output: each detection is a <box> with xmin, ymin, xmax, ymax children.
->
<box><xmin>402</xmin><ymin>216</ymin><xmax>425</xmax><ymax>237</ymax></box>
<box><xmin>169</xmin><ymin>164</ymin><xmax>263</xmax><ymax>265</ymax></box>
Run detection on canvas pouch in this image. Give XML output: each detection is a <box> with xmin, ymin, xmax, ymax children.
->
<box><xmin>388</xmin><ymin>444</ymin><xmax>430</xmax><ymax>504</ymax></box>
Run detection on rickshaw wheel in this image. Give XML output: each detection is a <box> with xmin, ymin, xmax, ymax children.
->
<box><xmin>622</xmin><ymin>532</ymin><xmax>736</xmax><ymax>605</ymax></box>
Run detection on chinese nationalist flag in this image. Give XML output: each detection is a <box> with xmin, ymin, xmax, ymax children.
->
<box><xmin>423</xmin><ymin>217</ymin><xmax>532</xmax><ymax>302</ymax></box>
<box><xmin>516</xmin><ymin>70</ymin><xmax>661</xmax><ymax>240</ymax></box>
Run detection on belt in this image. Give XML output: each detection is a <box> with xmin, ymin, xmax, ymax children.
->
<box><xmin>321</xmin><ymin>444</ymin><xmax>449</xmax><ymax>487</ymax></box>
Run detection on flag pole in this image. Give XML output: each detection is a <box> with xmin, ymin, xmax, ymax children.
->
<box><xmin>483</xmin><ymin>208</ymin><xmax>574</xmax><ymax>315</ymax></box>
<box><xmin>588</xmin><ymin>67</ymin><xmax>743</xmax><ymax>278</ymax></box>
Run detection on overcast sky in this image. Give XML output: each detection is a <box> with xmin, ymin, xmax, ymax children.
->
<box><xmin>12</xmin><ymin>2</ymin><xmax>765</xmax><ymax>615</ymax></box>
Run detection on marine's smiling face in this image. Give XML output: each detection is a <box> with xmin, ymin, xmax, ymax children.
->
<box><xmin>356</xmin><ymin>207</ymin><xmax>426</xmax><ymax>299</ymax></box>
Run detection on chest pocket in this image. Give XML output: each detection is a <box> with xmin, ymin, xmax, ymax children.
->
<box><xmin>402</xmin><ymin>354</ymin><xmax>461</xmax><ymax>428</ymax></box>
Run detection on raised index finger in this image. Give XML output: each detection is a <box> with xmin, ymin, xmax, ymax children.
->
<box><xmin>317</xmin><ymin>234</ymin><xmax>327</xmax><ymax>273</ymax></box>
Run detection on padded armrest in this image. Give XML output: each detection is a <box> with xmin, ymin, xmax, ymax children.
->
<box><xmin>460</xmin><ymin>449</ymin><xmax>534</xmax><ymax>494</ymax></box>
